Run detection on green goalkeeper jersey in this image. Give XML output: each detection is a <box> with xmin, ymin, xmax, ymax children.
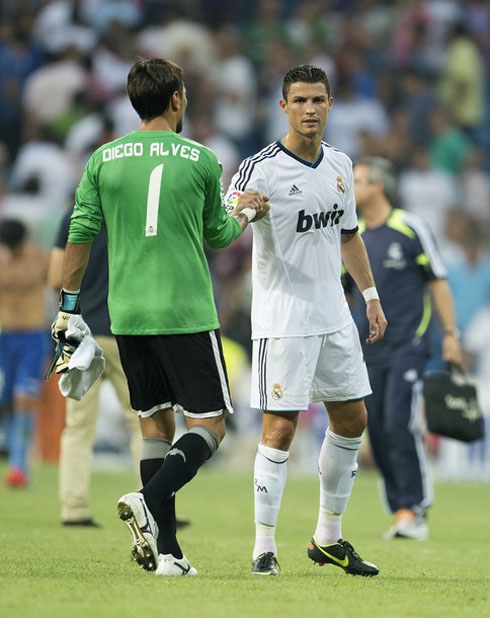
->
<box><xmin>69</xmin><ymin>131</ymin><xmax>242</xmax><ymax>335</ymax></box>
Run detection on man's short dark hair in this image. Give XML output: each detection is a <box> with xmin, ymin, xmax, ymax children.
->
<box><xmin>0</xmin><ymin>219</ymin><xmax>27</xmax><ymax>250</ymax></box>
<box><xmin>282</xmin><ymin>65</ymin><xmax>331</xmax><ymax>100</ymax></box>
<box><xmin>127</xmin><ymin>58</ymin><xmax>184</xmax><ymax>122</ymax></box>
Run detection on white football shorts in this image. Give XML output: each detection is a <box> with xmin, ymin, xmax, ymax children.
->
<box><xmin>250</xmin><ymin>321</ymin><xmax>372</xmax><ymax>411</ymax></box>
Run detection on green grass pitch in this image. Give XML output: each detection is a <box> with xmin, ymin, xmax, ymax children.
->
<box><xmin>1</xmin><ymin>461</ymin><xmax>489</xmax><ymax>618</ymax></box>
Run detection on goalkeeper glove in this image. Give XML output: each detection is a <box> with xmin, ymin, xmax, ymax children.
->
<box><xmin>48</xmin><ymin>289</ymin><xmax>81</xmax><ymax>376</ymax></box>
<box><xmin>51</xmin><ymin>289</ymin><xmax>81</xmax><ymax>341</ymax></box>
<box><xmin>45</xmin><ymin>338</ymin><xmax>78</xmax><ymax>378</ymax></box>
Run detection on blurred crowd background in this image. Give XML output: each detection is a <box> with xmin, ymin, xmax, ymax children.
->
<box><xmin>0</xmin><ymin>0</ymin><xmax>489</xmax><ymax>478</ymax></box>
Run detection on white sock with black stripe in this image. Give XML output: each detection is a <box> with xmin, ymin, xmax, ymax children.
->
<box><xmin>314</xmin><ymin>429</ymin><xmax>361</xmax><ymax>545</ymax></box>
<box><xmin>253</xmin><ymin>443</ymin><xmax>289</xmax><ymax>559</ymax></box>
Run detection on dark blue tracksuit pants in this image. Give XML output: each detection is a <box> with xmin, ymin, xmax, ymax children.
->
<box><xmin>365</xmin><ymin>346</ymin><xmax>432</xmax><ymax>515</ymax></box>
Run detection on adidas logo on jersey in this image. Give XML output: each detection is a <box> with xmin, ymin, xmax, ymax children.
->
<box><xmin>288</xmin><ymin>184</ymin><xmax>303</xmax><ymax>196</ymax></box>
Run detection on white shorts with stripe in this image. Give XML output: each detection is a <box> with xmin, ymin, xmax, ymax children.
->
<box><xmin>251</xmin><ymin>321</ymin><xmax>371</xmax><ymax>411</ymax></box>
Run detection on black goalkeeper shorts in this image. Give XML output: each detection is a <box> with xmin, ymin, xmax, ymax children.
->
<box><xmin>116</xmin><ymin>329</ymin><xmax>233</xmax><ymax>418</ymax></box>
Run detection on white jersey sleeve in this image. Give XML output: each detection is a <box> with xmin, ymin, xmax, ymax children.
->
<box><xmin>340</xmin><ymin>158</ymin><xmax>359</xmax><ymax>234</ymax></box>
<box><xmin>225</xmin><ymin>151</ymin><xmax>269</xmax><ymax>212</ymax></box>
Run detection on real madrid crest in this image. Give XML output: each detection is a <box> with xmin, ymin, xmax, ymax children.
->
<box><xmin>271</xmin><ymin>383</ymin><xmax>283</xmax><ymax>400</ymax></box>
<box><xmin>336</xmin><ymin>175</ymin><xmax>345</xmax><ymax>195</ymax></box>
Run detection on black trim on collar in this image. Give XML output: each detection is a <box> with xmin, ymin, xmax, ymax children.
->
<box><xmin>276</xmin><ymin>140</ymin><xmax>324</xmax><ymax>168</ymax></box>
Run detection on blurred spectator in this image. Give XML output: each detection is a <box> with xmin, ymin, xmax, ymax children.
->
<box><xmin>429</xmin><ymin>106</ymin><xmax>474</xmax><ymax>176</ymax></box>
<box><xmin>440</xmin><ymin>22</ymin><xmax>485</xmax><ymax>132</ymax></box>
<box><xmin>447</xmin><ymin>219</ymin><xmax>490</xmax><ymax>336</ymax></box>
<box><xmin>464</xmin><ymin>305</ymin><xmax>490</xmax><ymax>380</ymax></box>
<box><xmin>90</xmin><ymin>22</ymin><xmax>138</xmax><ymax>98</ymax></box>
<box><xmin>325</xmin><ymin>77</ymin><xmax>389</xmax><ymax>158</ymax></box>
<box><xmin>22</xmin><ymin>45</ymin><xmax>87</xmax><ymax>141</ymax></box>
<box><xmin>260</xmin><ymin>37</ymin><xmax>297</xmax><ymax>145</ymax></box>
<box><xmin>32</xmin><ymin>0</ymin><xmax>96</xmax><ymax>54</ymax></box>
<box><xmin>463</xmin><ymin>0</ymin><xmax>490</xmax><ymax>62</ymax></box>
<box><xmin>287</xmin><ymin>0</ymin><xmax>340</xmax><ymax>66</ymax></box>
<box><xmin>10</xmin><ymin>125</ymin><xmax>76</xmax><ymax>214</ymax></box>
<box><xmin>137</xmin><ymin>4</ymin><xmax>215</xmax><ymax>74</ymax></box>
<box><xmin>461</xmin><ymin>149</ymin><xmax>490</xmax><ymax>226</ymax></box>
<box><xmin>0</xmin><ymin>219</ymin><xmax>49</xmax><ymax>487</ymax></box>
<box><xmin>0</xmin><ymin>21</ymin><xmax>42</xmax><ymax>158</ymax></box>
<box><xmin>245</xmin><ymin>0</ymin><xmax>291</xmax><ymax>70</ymax></box>
<box><xmin>398</xmin><ymin>71</ymin><xmax>438</xmax><ymax>145</ymax></box>
<box><xmin>443</xmin><ymin>209</ymin><xmax>469</xmax><ymax>267</ymax></box>
<box><xmin>398</xmin><ymin>147</ymin><xmax>457</xmax><ymax>242</ymax></box>
<box><xmin>360</xmin><ymin>109</ymin><xmax>413</xmax><ymax>173</ymax></box>
<box><xmin>191</xmin><ymin>113</ymin><xmax>240</xmax><ymax>189</ymax></box>
<box><xmin>213</xmin><ymin>25</ymin><xmax>257</xmax><ymax>156</ymax></box>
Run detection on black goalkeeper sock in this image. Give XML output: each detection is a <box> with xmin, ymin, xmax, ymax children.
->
<box><xmin>142</xmin><ymin>432</ymin><xmax>212</xmax><ymax>517</ymax></box>
<box><xmin>140</xmin><ymin>454</ymin><xmax>182</xmax><ymax>559</ymax></box>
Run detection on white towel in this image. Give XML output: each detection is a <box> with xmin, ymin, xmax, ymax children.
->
<box><xmin>59</xmin><ymin>315</ymin><xmax>105</xmax><ymax>400</ymax></box>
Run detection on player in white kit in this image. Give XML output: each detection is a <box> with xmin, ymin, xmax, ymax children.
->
<box><xmin>226</xmin><ymin>65</ymin><xmax>387</xmax><ymax>576</ymax></box>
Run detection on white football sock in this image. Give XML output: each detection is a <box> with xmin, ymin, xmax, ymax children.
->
<box><xmin>314</xmin><ymin>429</ymin><xmax>361</xmax><ymax>545</ymax></box>
<box><xmin>253</xmin><ymin>443</ymin><xmax>289</xmax><ymax>559</ymax></box>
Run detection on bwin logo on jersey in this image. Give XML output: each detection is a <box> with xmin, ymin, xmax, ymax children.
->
<box><xmin>296</xmin><ymin>204</ymin><xmax>344</xmax><ymax>233</ymax></box>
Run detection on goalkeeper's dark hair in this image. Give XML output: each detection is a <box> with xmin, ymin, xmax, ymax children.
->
<box><xmin>282</xmin><ymin>65</ymin><xmax>331</xmax><ymax>100</ymax></box>
<box><xmin>356</xmin><ymin>156</ymin><xmax>396</xmax><ymax>199</ymax></box>
<box><xmin>0</xmin><ymin>219</ymin><xmax>27</xmax><ymax>250</ymax></box>
<box><xmin>127</xmin><ymin>58</ymin><xmax>184</xmax><ymax>122</ymax></box>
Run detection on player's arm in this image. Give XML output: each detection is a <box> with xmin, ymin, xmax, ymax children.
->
<box><xmin>410</xmin><ymin>212</ymin><xmax>461</xmax><ymax>364</ymax></box>
<box><xmin>230</xmin><ymin>190</ymin><xmax>269</xmax><ymax>232</ymax></box>
<box><xmin>223</xmin><ymin>160</ymin><xmax>269</xmax><ymax>233</ymax></box>
<box><xmin>49</xmin><ymin>210</ymin><xmax>73</xmax><ymax>291</ymax></box>
<box><xmin>341</xmin><ymin>232</ymin><xmax>387</xmax><ymax>344</ymax></box>
<box><xmin>52</xmin><ymin>157</ymin><xmax>101</xmax><ymax>343</ymax></box>
<box><xmin>48</xmin><ymin>248</ymin><xmax>64</xmax><ymax>290</ymax></box>
<box><xmin>203</xmin><ymin>153</ymin><xmax>268</xmax><ymax>247</ymax></box>
<box><xmin>427</xmin><ymin>278</ymin><xmax>462</xmax><ymax>365</ymax></box>
<box><xmin>51</xmin><ymin>241</ymin><xmax>92</xmax><ymax>341</ymax></box>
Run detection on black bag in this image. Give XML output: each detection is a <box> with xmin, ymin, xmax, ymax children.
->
<box><xmin>423</xmin><ymin>365</ymin><xmax>484</xmax><ymax>443</ymax></box>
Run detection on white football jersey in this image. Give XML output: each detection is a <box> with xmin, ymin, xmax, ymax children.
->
<box><xmin>226</xmin><ymin>141</ymin><xmax>359</xmax><ymax>339</ymax></box>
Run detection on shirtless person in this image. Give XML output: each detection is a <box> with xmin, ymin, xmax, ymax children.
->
<box><xmin>0</xmin><ymin>219</ymin><xmax>49</xmax><ymax>487</ymax></box>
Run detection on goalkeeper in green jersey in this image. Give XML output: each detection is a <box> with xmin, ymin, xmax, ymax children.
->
<box><xmin>51</xmin><ymin>58</ymin><xmax>269</xmax><ymax>576</ymax></box>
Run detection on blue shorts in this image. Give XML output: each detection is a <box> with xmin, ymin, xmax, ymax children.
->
<box><xmin>0</xmin><ymin>330</ymin><xmax>50</xmax><ymax>405</ymax></box>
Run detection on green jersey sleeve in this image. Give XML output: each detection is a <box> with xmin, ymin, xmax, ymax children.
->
<box><xmin>69</xmin><ymin>154</ymin><xmax>103</xmax><ymax>243</ymax></box>
<box><xmin>202</xmin><ymin>151</ymin><xmax>241</xmax><ymax>249</ymax></box>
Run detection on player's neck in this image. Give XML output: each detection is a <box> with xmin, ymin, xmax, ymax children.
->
<box><xmin>362</xmin><ymin>199</ymin><xmax>392</xmax><ymax>229</ymax></box>
<box><xmin>8</xmin><ymin>245</ymin><xmax>26</xmax><ymax>259</ymax></box>
<box><xmin>281</xmin><ymin>133</ymin><xmax>322</xmax><ymax>163</ymax></box>
<box><xmin>139</xmin><ymin>116</ymin><xmax>177</xmax><ymax>133</ymax></box>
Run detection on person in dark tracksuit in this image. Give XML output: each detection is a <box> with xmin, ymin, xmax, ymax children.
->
<box><xmin>347</xmin><ymin>157</ymin><xmax>462</xmax><ymax>540</ymax></box>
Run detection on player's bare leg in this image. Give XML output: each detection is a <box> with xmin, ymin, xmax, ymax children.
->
<box><xmin>307</xmin><ymin>398</ymin><xmax>379</xmax><ymax>576</ymax></box>
<box><xmin>6</xmin><ymin>394</ymin><xmax>37</xmax><ymax>487</ymax></box>
<box><xmin>251</xmin><ymin>411</ymin><xmax>299</xmax><ymax>575</ymax></box>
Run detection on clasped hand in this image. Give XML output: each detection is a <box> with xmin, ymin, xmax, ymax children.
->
<box><xmin>50</xmin><ymin>311</ymin><xmax>78</xmax><ymax>374</ymax></box>
<box><xmin>234</xmin><ymin>190</ymin><xmax>270</xmax><ymax>222</ymax></box>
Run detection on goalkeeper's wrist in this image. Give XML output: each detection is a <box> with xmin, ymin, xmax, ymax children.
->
<box><xmin>60</xmin><ymin>288</ymin><xmax>81</xmax><ymax>313</ymax></box>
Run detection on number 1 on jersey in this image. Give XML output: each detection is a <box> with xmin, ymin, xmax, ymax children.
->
<box><xmin>145</xmin><ymin>164</ymin><xmax>163</xmax><ymax>237</ymax></box>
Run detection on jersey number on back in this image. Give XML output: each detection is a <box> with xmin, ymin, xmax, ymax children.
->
<box><xmin>145</xmin><ymin>164</ymin><xmax>163</xmax><ymax>237</ymax></box>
